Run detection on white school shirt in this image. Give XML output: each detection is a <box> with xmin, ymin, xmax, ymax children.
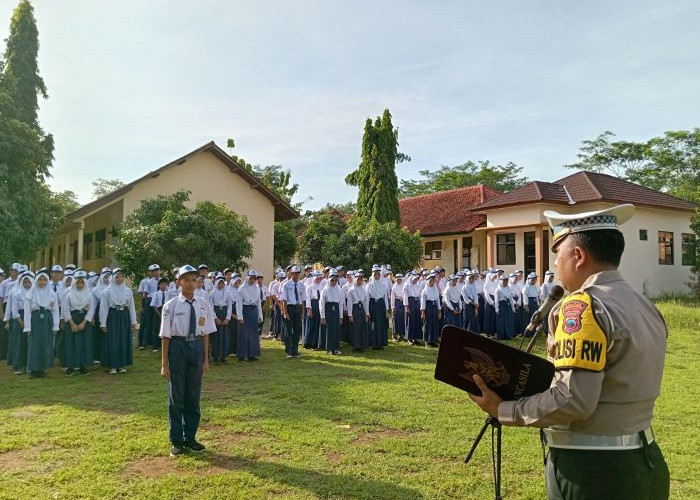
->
<box><xmin>474</xmin><ymin>278</ymin><xmax>484</xmax><ymax>295</ymax></box>
<box><xmin>346</xmin><ymin>285</ymin><xmax>369</xmax><ymax>313</ymax></box>
<box><xmin>165</xmin><ymin>287</ymin><xmax>179</xmax><ymax>303</ymax></box>
<box><xmin>159</xmin><ymin>294</ymin><xmax>216</xmax><ymax>338</ymax></box>
<box><xmin>98</xmin><ymin>286</ymin><xmax>138</xmax><ymax>328</ymax></box>
<box><xmin>390</xmin><ymin>282</ymin><xmax>405</xmax><ymax>306</ymax></box>
<box><xmin>443</xmin><ymin>284</ymin><xmax>462</xmax><ymax>311</ymax></box>
<box><xmin>283</xmin><ymin>279</ymin><xmax>307</xmax><ymax>305</ymax></box>
<box><xmin>137</xmin><ymin>277</ymin><xmax>150</xmax><ymax>297</ymax></box>
<box><xmin>461</xmin><ymin>282</ymin><xmax>479</xmax><ymax>306</ymax></box>
<box><xmin>366</xmin><ymin>278</ymin><xmax>389</xmax><ymax>309</ymax></box>
<box><xmin>509</xmin><ymin>282</ymin><xmax>522</xmax><ymax>307</ymax></box>
<box><xmin>494</xmin><ymin>285</ymin><xmax>516</xmax><ymax>313</ymax></box>
<box><xmin>403</xmin><ymin>281</ymin><xmax>421</xmax><ymax>306</ymax></box>
<box><xmin>341</xmin><ymin>281</ymin><xmax>353</xmax><ymax>313</ymax></box>
<box><xmin>522</xmin><ymin>283</ymin><xmax>542</xmax><ymax>303</ymax></box>
<box><xmin>305</xmin><ymin>281</ymin><xmax>324</xmax><ymax>308</ymax></box>
<box><xmin>23</xmin><ymin>289</ymin><xmax>60</xmax><ymax>332</ymax></box>
<box><xmin>48</xmin><ymin>280</ymin><xmax>65</xmax><ymax>296</ymax></box>
<box><xmin>541</xmin><ymin>280</ymin><xmax>554</xmax><ymax>302</ymax></box>
<box><xmin>236</xmin><ymin>283</ymin><xmax>263</xmax><ymax>321</ymax></box>
<box><xmin>209</xmin><ymin>287</ymin><xmax>233</xmax><ymax>320</ymax></box>
<box><xmin>61</xmin><ymin>291</ymin><xmax>96</xmax><ymax>322</ymax></box>
<box><xmin>9</xmin><ymin>286</ymin><xmax>30</xmax><ymax>320</ymax></box>
<box><xmin>483</xmin><ymin>277</ymin><xmax>498</xmax><ymax>305</ymax></box>
<box><xmin>420</xmin><ymin>285</ymin><xmax>440</xmax><ymax>311</ymax></box>
<box><xmin>319</xmin><ymin>284</ymin><xmax>342</xmax><ymax>319</ymax></box>
<box><xmin>151</xmin><ymin>288</ymin><xmax>169</xmax><ymax>309</ymax></box>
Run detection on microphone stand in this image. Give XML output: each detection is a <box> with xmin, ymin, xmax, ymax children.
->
<box><xmin>465</xmin><ymin>416</ymin><xmax>503</xmax><ymax>500</ymax></box>
<box><xmin>465</xmin><ymin>313</ymin><xmax>548</xmax><ymax>500</ymax></box>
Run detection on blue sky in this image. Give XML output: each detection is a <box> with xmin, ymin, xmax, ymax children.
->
<box><xmin>2</xmin><ymin>0</ymin><xmax>699</xmax><ymax>210</ymax></box>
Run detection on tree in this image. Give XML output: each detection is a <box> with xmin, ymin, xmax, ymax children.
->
<box><xmin>111</xmin><ymin>191</ymin><xmax>256</xmax><ymax>280</ymax></box>
<box><xmin>273</xmin><ymin>222</ymin><xmax>297</xmax><ymax>267</ymax></box>
<box><xmin>0</xmin><ymin>1</ymin><xmax>58</xmax><ymax>264</ymax></box>
<box><xmin>399</xmin><ymin>161</ymin><xmax>528</xmax><ymax>197</ymax></box>
<box><xmin>322</xmin><ymin>215</ymin><xmax>423</xmax><ymax>273</ymax></box>
<box><xmin>564</xmin><ymin>131</ymin><xmax>648</xmax><ymax>178</ymax></box>
<box><xmin>2</xmin><ymin>0</ymin><xmax>46</xmax><ymax>127</ymax></box>
<box><xmin>92</xmin><ymin>178</ymin><xmax>125</xmax><ymax>199</ymax></box>
<box><xmin>297</xmin><ymin>211</ymin><xmax>347</xmax><ymax>265</ymax></box>
<box><xmin>346</xmin><ymin>109</ymin><xmax>408</xmax><ymax>223</ymax></box>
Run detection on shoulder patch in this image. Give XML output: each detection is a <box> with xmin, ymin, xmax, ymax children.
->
<box><xmin>553</xmin><ymin>291</ymin><xmax>607</xmax><ymax>372</ymax></box>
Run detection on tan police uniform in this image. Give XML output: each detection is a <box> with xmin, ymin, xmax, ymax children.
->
<box><xmin>496</xmin><ymin>204</ymin><xmax>670</xmax><ymax>500</ymax></box>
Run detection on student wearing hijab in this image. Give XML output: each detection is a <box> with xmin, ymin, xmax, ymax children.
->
<box><xmin>494</xmin><ymin>275</ymin><xmax>516</xmax><ymax>340</ymax></box>
<box><xmin>367</xmin><ymin>265</ymin><xmax>390</xmax><ymax>349</ymax></box>
<box><xmin>99</xmin><ymin>268</ymin><xmax>138</xmax><ymax>374</ymax></box>
<box><xmin>319</xmin><ymin>271</ymin><xmax>343</xmax><ymax>355</ymax></box>
<box><xmin>8</xmin><ymin>272</ymin><xmax>33</xmax><ymax>374</ymax></box>
<box><xmin>236</xmin><ymin>271</ymin><xmax>263</xmax><ymax>362</ymax></box>
<box><xmin>346</xmin><ymin>271</ymin><xmax>370</xmax><ymax>352</ymax></box>
<box><xmin>482</xmin><ymin>271</ymin><xmax>499</xmax><ymax>336</ymax></box>
<box><xmin>209</xmin><ymin>275</ymin><xmax>231</xmax><ymax>364</ymax></box>
<box><xmin>61</xmin><ymin>270</ymin><xmax>95</xmax><ymax>375</ymax></box>
<box><xmin>340</xmin><ymin>271</ymin><xmax>354</xmax><ymax>345</ymax></box>
<box><xmin>227</xmin><ymin>275</ymin><xmax>242</xmax><ymax>358</ymax></box>
<box><xmin>303</xmin><ymin>272</ymin><xmax>324</xmax><ymax>349</ymax></box>
<box><xmin>390</xmin><ymin>273</ymin><xmax>406</xmax><ymax>342</ymax></box>
<box><xmin>461</xmin><ymin>271</ymin><xmax>480</xmax><ymax>332</ymax></box>
<box><xmin>420</xmin><ymin>273</ymin><xmax>441</xmax><ymax>347</ymax></box>
<box><xmin>24</xmin><ymin>270</ymin><xmax>60</xmax><ymax>378</ymax></box>
<box><xmin>442</xmin><ymin>274</ymin><xmax>463</xmax><ymax>328</ymax></box>
<box><xmin>91</xmin><ymin>268</ymin><xmax>111</xmax><ymax>364</ymax></box>
<box><xmin>403</xmin><ymin>272</ymin><xmax>423</xmax><ymax>345</ymax></box>
<box><xmin>521</xmin><ymin>272</ymin><xmax>542</xmax><ymax>337</ymax></box>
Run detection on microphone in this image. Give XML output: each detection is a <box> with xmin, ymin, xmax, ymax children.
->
<box><xmin>523</xmin><ymin>285</ymin><xmax>565</xmax><ymax>352</ymax></box>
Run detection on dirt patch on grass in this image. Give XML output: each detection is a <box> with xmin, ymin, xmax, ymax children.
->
<box><xmin>0</xmin><ymin>444</ymin><xmax>60</xmax><ymax>471</ymax></box>
<box><xmin>325</xmin><ymin>451</ymin><xmax>342</xmax><ymax>463</ymax></box>
<box><xmin>10</xmin><ymin>409</ymin><xmax>38</xmax><ymax>419</ymax></box>
<box><xmin>122</xmin><ymin>456</ymin><xmax>178</xmax><ymax>478</ymax></box>
<box><xmin>352</xmin><ymin>428</ymin><xmax>411</xmax><ymax>444</ymax></box>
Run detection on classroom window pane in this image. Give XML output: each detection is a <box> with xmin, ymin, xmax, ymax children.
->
<box><xmin>682</xmin><ymin>233</ymin><xmax>696</xmax><ymax>266</ymax></box>
<box><xmin>658</xmin><ymin>231</ymin><xmax>674</xmax><ymax>265</ymax></box>
<box><xmin>497</xmin><ymin>233</ymin><xmax>516</xmax><ymax>265</ymax></box>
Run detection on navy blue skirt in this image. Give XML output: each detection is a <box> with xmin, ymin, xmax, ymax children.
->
<box><xmin>369</xmin><ymin>298</ymin><xmax>388</xmax><ymax>347</ymax></box>
<box><xmin>406</xmin><ymin>296</ymin><xmax>422</xmax><ymax>340</ymax></box>
<box><xmin>303</xmin><ymin>299</ymin><xmax>320</xmax><ymax>347</ymax></box>
<box><xmin>483</xmin><ymin>295</ymin><xmax>496</xmax><ymax>334</ymax></box>
<box><xmin>63</xmin><ymin>309</ymin><xmax>93</xmax><ymax>369</ymax></box>
<box><xmin>423</xmin><ymin>300</ymin><xmax>439</xmax><ymax>344</ymax></box>
<box><xmin>102</xmin><ymin>307</ymin><xmax>132</xmax><ymax>369</ymax></box>
<box><xmin>212</xmin><ymin>305</ymin><xmax>229</xmax><ymax>360</ymax></box>
<box><xmin>237</xmin><ymin>304</ymin><xmax>261</xmax><ymax>359</ymax></box>
<box><xmin>495</xmin><ymin>300</ymin><xmax>516</xmax><ymax>340</ymax></box>
<box><xmin>27</xmin><ymin>308</ymin><xmax>54</xmax><ymax>371</ymax></box>
<box><xmin>392</xmin><ymin>299</ymin><xmax>406</xmax><ymax>335</ymax></box>
<box><xmin>9</xmin><ymin>312</ymin><xmax>28</xmax><ymax>371</ymax></box>
<box><xmin>444</xmin><ymin>301</ymin><xmax>463</xmax><ymax>328</ymax></box>
<box><xmin>351</xmin><ymin>303</ymin><xmax>369</xmax><ymax>349</ymax></box>
<box><xmin>319</xmin><ymin>301</ymin><xmax>341</xmax><ymax>352</ymax></box>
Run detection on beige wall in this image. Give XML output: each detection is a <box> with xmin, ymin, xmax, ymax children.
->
<box><xmin>482</xmin><ymin>203</ymin><xmax>694</xmax><ymax>297</ymax></box>
<box><xmin>420</xmin><ymin>231</ymin><xmax>487</xmax><ymax>273</ymax></box>
<box><xmin>122</xmin><ymin>150</ymin><xmax>275</xmax><ymax>278</ymax></box>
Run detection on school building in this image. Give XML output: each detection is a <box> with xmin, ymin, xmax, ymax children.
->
<box><xmin>399</xmin><ymin>171</ymin><xmax>696</xmax><ymax>297</ymax></box>
<box><xmin>33</xmin><ymin>141</ymin><xmax>298</xmax><ymax>279</ymax></box>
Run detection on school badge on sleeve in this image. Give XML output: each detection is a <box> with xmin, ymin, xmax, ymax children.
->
<box><xmin>553</xmin><ymin>292</ymin><xmax>607</xmax><ymax>372</ymax></box>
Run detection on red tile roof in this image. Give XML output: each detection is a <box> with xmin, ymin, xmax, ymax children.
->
<box><xmin>473</xmin><ymin>171</ymin><xmax>696</xmax><ymax>212</ymax></box>
<box><xmin>399</xmin><ymin>185</ymin><xmax>502</xmax><ymax>236</ymax></box>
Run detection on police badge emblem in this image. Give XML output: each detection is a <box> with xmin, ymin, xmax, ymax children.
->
<box><xmin>561</xmin><ymin>300</ymin><xmax>587</xmax><ymax>335</ymax></box>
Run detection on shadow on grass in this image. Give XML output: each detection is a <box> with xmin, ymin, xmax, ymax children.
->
<box><xmin>201</xmin><ymin>451</ymin><xmax>425</xmax><ymax>500</ymax></box>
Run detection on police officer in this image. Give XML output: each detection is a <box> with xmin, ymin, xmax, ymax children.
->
<box><xmin>468</xmin><ymin>204</ymin><xmax>670</xmax><ymax>500</ymax></box>
<box><xmin>160</xmin><ymin>265</ymin><xmax>216</xmax><ymax>457</ymax></box>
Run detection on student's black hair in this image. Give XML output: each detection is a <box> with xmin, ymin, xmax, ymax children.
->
<box><xmin>568</xmin><ymin>229</ymin><xmax>625</xmax><ymax>267</ymax></box>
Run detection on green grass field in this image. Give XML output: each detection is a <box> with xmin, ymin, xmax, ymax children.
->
<box><xmin>0</xmin><ymin>301</ymin><xmax>698</xmax><ymax>500</ymax></box>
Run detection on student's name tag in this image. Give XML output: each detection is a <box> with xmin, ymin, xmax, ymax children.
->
<box><xmin>198</xmin><ymin>316</ymin><xmax>205</xmax><ymax>327</ymax></box>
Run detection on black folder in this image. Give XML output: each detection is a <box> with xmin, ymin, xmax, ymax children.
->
<box><xmin>435</xmin><ymin>326</ymin><xmax>555</xmax><ymax>400</ymax></box>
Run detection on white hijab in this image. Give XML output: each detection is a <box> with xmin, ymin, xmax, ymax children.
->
<box><xmin>68</xmin><ymin>278</ymin><xmax>93</xmax><ymax>310</ymax></box>
<box><xmin>18</xmin><ymin>275</ymin><xmax>34</xmax><ymax>302</ymax></box>
<box><xmin>29</xmin><ymin>274</ymin><xmax>52</xmax><ymax>308</ymax></box>
<box><xmin>107</xmin><ymin>272</ymin><xmax>130</xmax><ymax>305</ymax></box>
<box><xmin>211</xmin><ymin>280</ymin><xmax>228</xmax><ymax>306</ymax></box>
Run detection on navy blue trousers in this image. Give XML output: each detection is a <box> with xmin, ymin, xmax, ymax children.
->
<box><xmin>284</xmin><ymin>305</ymin><xmax>302</xmax><ymax>355</ymax></box>
<box><xmin>168</xmin><ymin>337</ymin><xmax>203</xmax><ymax>444</ymax></box>
<box><xmin>423</xmin><ymin>300</ymin><xmax>439</xmax><ymax>344</ymax></box>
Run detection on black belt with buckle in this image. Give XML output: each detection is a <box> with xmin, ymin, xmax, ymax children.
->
<box><xmin>111</xmin><ymin>306</ymin><xmax>125</xmax><ymax>311</ymax></box>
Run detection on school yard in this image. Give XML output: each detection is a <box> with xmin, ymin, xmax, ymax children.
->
<box><xmin>0</xmin><ymin>301</ymin><xmax>697</xmax><ymax>500</ymax></box>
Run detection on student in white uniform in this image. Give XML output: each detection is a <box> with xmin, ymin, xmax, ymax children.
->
<box><xmin>61</xmin><ymin>270</ymin><xmax>95</xmax><ymax>375</ymax></box>
<box><xmin>443</xmin><ymin>274</ymin><xmax>463</xmax><ymax>329</ymax></box>
<box><xmin>461</xmin><ymin>271</ymin><xmax>480</xmax><ymax>332</ymax></box>
<box><xmin>236</xmin><ymin>270</ymin><xmax>263</xmax><ymax>362</ymax></box>
<box><xmin>24</xmin><ymin>270</ymin><xmax>60</xmax><ymax>378</ymax></box>
<box><xmin>390</xmin><ymin>273</ymin><xmax>406</xmax><ymax>342</ymax></box>
<box><xmin>159</xmin><ymin>265</ymin><xmax>215</xmax><ymax>457</ymax></box>
<box><xmin>319</xmin><ymin>271</ymin><xmax>343</xmax><ymax>355</ymax></box>
<box><xmin>494</xmin><ymin>275</ymin><xmax>516</xmax><ymax>340</ymax></box>
<box><xmin>420</xmin><ymin>273</ymin><xmax>441</xmax><ymax>347</ymax></box>
<box><xmin>99</xmin><ymin>268</ymin><xmax>138</xmax><ymax>374</ymax></box>
<box><xmin>346</xmin><ymin>271</ymin><xmax>370</xmax><ymax>352</ymax></box>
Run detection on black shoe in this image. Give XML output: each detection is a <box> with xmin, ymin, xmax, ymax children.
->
<box><xmin>79</xmin><ymin>367</ymin><xmax>89</xmax><ymax>375</ymax></box>
<box><xmin>183</xmin><ymin>439</ymin><xmax>206</xmax><ymax>452</ymax></box>
<box><xmin>249</xmin><ymin>357</ymin><xmax>258</xmax><ymax>361</ymax></box>
<box><xmin>170</xmin><ymin>443</ymin><xmax>184</xmax><ymax>457</ymax></box>
<box><xmin>29</xmin><ymin>371</ymin><xmax>38</xmax><ymax>379</ymax></box>
<box><xmin>65</xmin><ymin>368</ymin><xmax>74</xmax><ymax>375</ymax></box>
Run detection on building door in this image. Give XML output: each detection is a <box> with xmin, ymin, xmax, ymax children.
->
<box><xmin>524</xmin><ymin>231</ymin><xmax>536</xmax><ymax>276</ymax></box>
<box><xmin>462</xmin><ymin>236</ymin><xmax>473</xmax><ymax>269</ymax></box>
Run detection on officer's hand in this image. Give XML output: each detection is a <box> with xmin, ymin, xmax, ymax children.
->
<box><xmin>468</xmin><ymin>374</ymin><xmax>502</xmax><ymax>419</ymax></box>
<box><xmin>161</xmin><ymin>365</ymin><xmax>170</xmax><ymax>381</ymax></box>
<box><xmin>320</xmin><ymin>318</ymin><xmax>326</xmax><ymax>326</ymax></box>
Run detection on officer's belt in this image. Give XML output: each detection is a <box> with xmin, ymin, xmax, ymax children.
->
<box><xmin>542</xmin><ymin>427</ymin><xmax>654</xmax><ymax>450</ymax></box>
